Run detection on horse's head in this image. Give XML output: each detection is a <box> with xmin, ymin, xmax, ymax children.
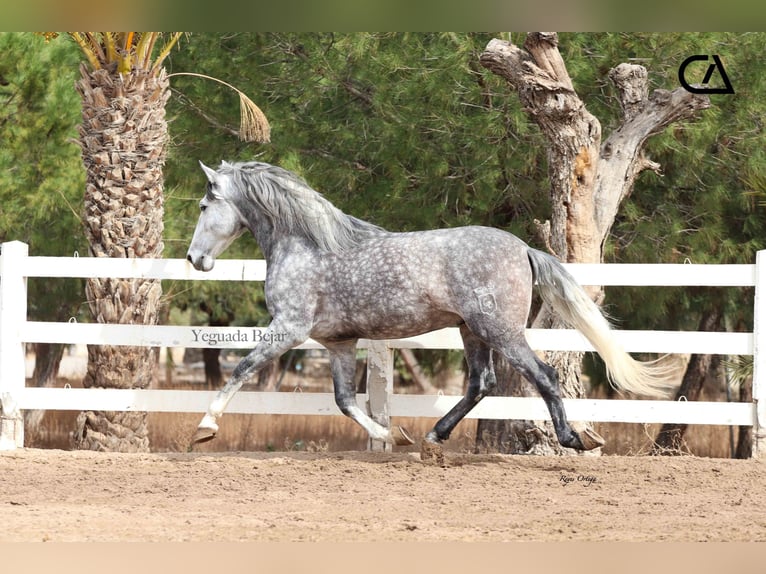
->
<box><xmin>186</xmin><ymin>161</ymin><xmax>247</xmax><ymax>271</ymax></box>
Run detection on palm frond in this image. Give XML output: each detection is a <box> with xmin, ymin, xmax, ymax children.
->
<box><xmin>101</xmin><ymin>32</ymin><xmax>116</xmax><ymax>64</ymax></box>
<box><xmin>723</xmin><ymin>356</ymin><xmax>752</xmax><ymax>391</ymax></box>
<box><xmin>150</xmin><ymin>32</ymin><xmax>183</xmax><ymax>75</ymax></box>
<box><xmin>66</xmin><ymin>32</ymin><xmax>181</xmax><ymax>76</ymax></box>
<box><xmin>135</xmin><ymin>33</ymin><xmax>159</xmax><ymax>70</ymax></box>
<box><xmin>69</xmin><ymin>32</ymin><xmax>101</xmax><ymax>70</ymax></box>
<box><xmin>168</xmin><ymin>72</ymin><xmax>271</xmax><ymax>143</ymax></box>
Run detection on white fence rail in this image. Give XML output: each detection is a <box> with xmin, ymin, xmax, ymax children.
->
<box><xmin>1</xmin><ymin>240</ymin><xmax>765</xmax><ymax>456</ymax></box>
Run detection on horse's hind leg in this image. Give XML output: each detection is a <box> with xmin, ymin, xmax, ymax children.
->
<box><xmin>497</xmin><ymin>332</ymin><xmax>605</xmax><ymax>451</ymax></box>
<box><xmin>422</xmin><ymin>325</ymin><xmax>496</xmax><ymax>463</ymax></box>
<box><xmin>325</xmin><ymin>340</ymin><xmax>413</xmax><ymax>446</ymax></box>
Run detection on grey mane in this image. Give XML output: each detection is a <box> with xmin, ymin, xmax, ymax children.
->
<box><xmin>219</xmin><ymin>161</ymin><xmax>387</xmax><ymax>254</ymax></box>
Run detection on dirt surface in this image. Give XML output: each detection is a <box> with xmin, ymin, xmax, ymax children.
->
<box><xmin>1</xmin><ymin>448</ymin><xmax>765</xmax><ymax>542</ymax></box>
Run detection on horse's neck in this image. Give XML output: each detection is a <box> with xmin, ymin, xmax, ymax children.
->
<box><xmin>260</xmin><ymin>232</ymin><xmax>316</xmax><ymax>265</ymax></box>
<box><xmin>247</xmin><ymin>217</ymin><xmax>277</xmax><ymax>260</ymax></box>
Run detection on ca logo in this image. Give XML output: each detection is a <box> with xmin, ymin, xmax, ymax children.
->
<box><xmin>678</xmin><ymin>55</ymin><xmax>734</xmax><ymax>94</ymax></box>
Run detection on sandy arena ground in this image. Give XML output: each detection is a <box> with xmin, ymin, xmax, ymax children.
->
<box><xmin>1</xmin><ymin>448</ymin><xmax>764</xmax><ymax>542</ymax></box>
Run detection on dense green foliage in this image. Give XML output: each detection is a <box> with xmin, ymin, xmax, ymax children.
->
<box><xmin>165</xmin><ymin>33</ymin><xmax>545</xmax><ymax>237</ymax></box>
<box><xmin>0</xmin><ymin>33</ymin><xmax>86</xmax><ymax>321</ymax></box>
<box><xmin>605</xmin><ymin>33</ymin><xmax>766</xmax><ymax>334</ymax></box>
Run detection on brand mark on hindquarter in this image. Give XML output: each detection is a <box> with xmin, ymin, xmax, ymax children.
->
<box><xmin>473</xmin><ymin>286</ymin><xmax>497</xmax><ymax>315</ymax></box>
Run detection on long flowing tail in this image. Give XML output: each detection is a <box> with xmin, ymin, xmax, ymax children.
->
<box><xmin>527</xmin><ymin>248</ymin><xmax>676</xmax><ymax>398</ymax></box>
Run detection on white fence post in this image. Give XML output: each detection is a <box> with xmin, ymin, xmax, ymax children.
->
<box><xmin>365</xmin><ymin>340</ymin><xmax>393</xmax><ymax>452</ymax></box>
<box><xmin>0</xmin><ymin>241</ymin><xmax>29</xmax><ymax>450</ymax></box>
<box><xmin>751</xmin><ymin>250</ymin><xmax>766</xmax><ymax>458</ymax></box>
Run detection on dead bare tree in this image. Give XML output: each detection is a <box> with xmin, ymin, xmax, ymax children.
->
<box><xmin>476</xmin><ymin>33</ymin><xmax>710</xmax><ymax>454</ymax></box>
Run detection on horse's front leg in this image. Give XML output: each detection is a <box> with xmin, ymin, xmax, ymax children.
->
<box><xmin>324</xmin><ymin>340</ymin><xmax>413</xmax><ymax>446</ymax></box>
<box><xmin>192</xmin><ymin>321</ymin><xmax>307</xmax><ymax>445</ymax></box>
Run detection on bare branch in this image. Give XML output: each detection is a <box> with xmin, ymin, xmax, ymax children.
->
<box><xmin>596</xmin><ymin>85</ymin><xmax>710</xmax><ymax>233</ymax></box>
<box><xmin>609</xmin><ymin>63</ymin><xmax>649</xmax><ymax>122</ymax></box>
<box><xmin>533</xmin><ymin>219</ymin><xmax>559</xmax><ymax>258</ymax></box>
<box><xmin>170</xmin><ymin>88</ymin><xmax>240</xmax><ymax>139</ymax></box>
<box><xmin>523</xmin><ymin>32</ymin><xmax>575</xmax><ymax>92</ymax></box>
<box><xmin>480</xmin><ymin>35</ymin><xmax>600</xmax><ymax>261</ymax></box>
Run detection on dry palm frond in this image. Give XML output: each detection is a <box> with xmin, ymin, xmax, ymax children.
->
<box><xmin>135</xmin><ymin>33</ymin><xmax>159</xmax><ymax>70</ymax></box>
<box><xmin>237</xmin><ymin>90</ymin><xmax>271</xmax><ymax>143</ymax></box>
<box><xmin>168</xmin><ymin>72</ymin><xmax>271</xmax><ymax>143</ymax></box>
<box><xmin>101</xmin><ymin>32</ymin><xmax>116</xmax><ymax>64</ymax></box>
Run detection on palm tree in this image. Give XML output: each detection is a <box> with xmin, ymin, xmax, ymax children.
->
<box><xmin>62</xmin><ymin>32</ymin><xmax>180</xmax><ymax>451</ymax></box>
<box><xmin>57</xmin><ymin>33</ymin><xmax>269</xmax><ymax>451</ymax></box>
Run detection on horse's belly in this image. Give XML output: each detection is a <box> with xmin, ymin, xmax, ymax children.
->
<box><xmin>311</xmin><ymin>299</ymin><xmax>460</xmax><ymax>341</ymax></box>
<box><xmin>357</xmin><ymin>308</ymin><xmax>461</xmax><ymax>339</ymax></box>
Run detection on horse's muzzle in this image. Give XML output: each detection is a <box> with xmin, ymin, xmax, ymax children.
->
<box><xmin>186</xmin><ymin>252</ymin><xmax>214</xmax><ymax>272</ymax></box>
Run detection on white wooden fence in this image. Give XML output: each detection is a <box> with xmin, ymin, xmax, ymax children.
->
<box><xmin>1</xmin><ymin>239</ymin><xmax>765</xmax><ymax>456</ymax></box>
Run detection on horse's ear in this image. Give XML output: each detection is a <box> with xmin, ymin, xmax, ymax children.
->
<box><xmin>199</xmin><ymin>161</ymin><xmax>219</xmax><ymax>184</ymax></box>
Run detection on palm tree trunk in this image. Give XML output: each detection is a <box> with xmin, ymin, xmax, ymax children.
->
<box><xmin>72</xmin><ymin>63</ymin><xmax>169</xmax><ymax>452</ymax></box>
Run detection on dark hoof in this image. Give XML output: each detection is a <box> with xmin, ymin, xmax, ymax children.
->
<box><xmin>578</xmin><ymin>428</ymin><xmax>606</xmax><ymax>451</ymax></box>
<box><xmin>420</xmin><ymin>439</ymin><xmax>445</xmax><ymax>465</ymax></box>
<box><xmin>391</xmin><ymin>425</ymin><xmax>415</xmax><ymax>446</ymax></box>
<box><xmin>190</xmin><ymin>427</ymin><xmax>217</xmax><ymax>448</ymax></box>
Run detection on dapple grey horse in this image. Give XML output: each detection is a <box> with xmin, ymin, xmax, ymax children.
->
<box><xmin>186</xmin><ymin>161</ymin><xmax>673</xmax><ymax>459</ymax></box>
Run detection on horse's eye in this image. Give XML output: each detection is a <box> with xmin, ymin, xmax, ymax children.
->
<box><xmin>200</xmin><ymin>205</ymin><xmax>207</xmax><ymax>212</ymax></box>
